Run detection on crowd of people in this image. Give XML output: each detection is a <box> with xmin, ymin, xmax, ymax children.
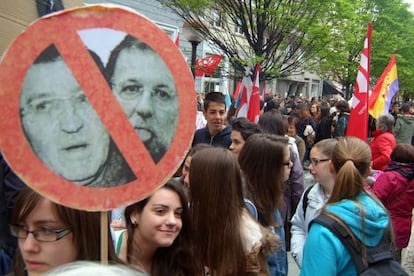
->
<box><xmin>1</xmin><ymin>81</ymin><xmax>414</xmax><ymax>275</ymax></box>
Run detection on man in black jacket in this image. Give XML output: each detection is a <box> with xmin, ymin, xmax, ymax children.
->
<box><xmin>192</xmin><ymin>92</ymin><xmax>232</xmax><ymax>148</ymax></box>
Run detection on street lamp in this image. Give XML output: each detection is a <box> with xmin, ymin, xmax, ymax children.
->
<box><xmin>182</xmin><ymin>21</ymin><xmax>202</xmax><ymax>79</ymax></box>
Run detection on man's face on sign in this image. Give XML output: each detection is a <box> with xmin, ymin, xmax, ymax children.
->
<box><xmin>109</xmin><ymin>44</ymin><xmax>178</xmax><ymax>162</ymax></box>
<box><xmin>20</xmin><ymin>55</ymin><xmax>110</xmax><ymax>185</ymax></box>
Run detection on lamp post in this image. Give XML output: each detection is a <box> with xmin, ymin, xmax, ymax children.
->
<box><xmin>182</xmin><ymin>21</ymin><xmax>202</xmax><ymax>79</ymax></box>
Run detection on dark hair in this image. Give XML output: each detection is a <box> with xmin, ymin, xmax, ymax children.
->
<box><xmin>335</xmin><ymin>100</ymin><xmax>350</xmax><ymax>113</ymax></box>
<box><xmin>123</xmin><ymin>179</ymin><xmax>196</xmax><ymax>275</ymax></box>
<box><xmin>238</xmin><ymin>133</ymin><xmax>288</xmax><ymax>226</ymax></box>
<box><xmin>11</xmin><ymin>187</ymin><xmax>116</xmax><ymax>276</ymax></box>
<box><xmin>401</xmin><ymin>102</ymin><xmax>411</xmax><ymax>113</ymax></box>
<box><xmin>319</xmin><ymin>100</ymin><xmax>331</xmax><ymax>118</ymax></box>
<box><xmin>258</xmin><ymin>110</ymin><xmax>287</xmax><ymax>136</ymax></box>
<box><xmin>203</xmin><ymin>92</ymin><xmax>226</xmax><ymax>110</ymax></box>
<box><xmin>263</xmin><ymin>100</ymin><xmax>280</xmax><ymax>112</ymax></box>
<box><xmin>189</xmin><ymin>147</ymin><xmax>246</xmax><ymax>275</ymax></box>
<box><xmin>105</xmin><ymin>35</ymin><xmax>153</xmax><ymax>83</ymax></box>
<box><xmin>231</xmin><ymin>117</ymin><xmax>262</xmax><ymax>141</ymax></box>
<box><xmin>287</xmin><ymin>115</ymin><xmax>300</xmax><ymax>131</ymax></box>
<box><xmin>390</xmin><ymin>143</ymin><xmax>414</xmax><ymax>163</ymax></box>
<box><xmin>34</xmin><ymin>44</ymin><xmax>105</xmax><ymax>73</ymax></box>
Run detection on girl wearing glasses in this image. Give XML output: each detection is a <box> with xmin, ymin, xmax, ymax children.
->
<box><xmin>10</xmin><ymin>187</ymin><xmax>117</xmax><ymax>276</ymax></box>
<box><xmin>300</xmin><ymin>137</ymin><xmax>391</xmax><ymax>275</ymax></box>
<box><xmin>238</xmin><ymin>133</ymin><xmax>292</xmax><ymax>276</ymax></box>
<box><xmin>290</xmin><ymin>138</ymin><xmax>337</xmax><ymax>267</ymax></box>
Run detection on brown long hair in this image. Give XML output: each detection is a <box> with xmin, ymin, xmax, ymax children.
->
<box><xmin>324</xmin><ymin>137</ymin><xmax>374</xmax><ymax>262</ymax></box>
<box><xmin>328</xmin><ymin>137</ymin><xmax>371</xmax><ymax>203</ymax></box>
<box><xmin>238</xmin><ymin>133</ymin><xmax>288</xmax><ymax>227</ymax></box>
<box><xmin>189</xmin><ymin>147</ymin><xmax>247</xmax><ymax>275</ymax></box>
<box><xmin>11</xmin><ymin>187</ymin><xmax>116</xmax><ymax>276</ymax></box>
<box><xmin>123</xmin><ymin>179</ymin><xmax>196</xmax><ymax>275</ymax></box>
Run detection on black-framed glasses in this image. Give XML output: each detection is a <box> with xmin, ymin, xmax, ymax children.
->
<box><xmin>310</xmin><ymin>158</ymin><xmax>330</xmax><ymax>166</ymax></box>
<box><xmin>9</xmin><ymin>225</ymin><xmax>71</xmax><ymax>242</ymax></box>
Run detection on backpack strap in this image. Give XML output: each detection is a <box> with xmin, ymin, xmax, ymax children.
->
<box><xmin>302</xmin><ymin>185</ymin><xmax>314</xmax><ymax>219</ymax></box>
<box><xmin>312</xmin><ymin>214</ymin><xmax>366</xmax><ymax>274</ymax></box>
<box><xmin>312</xmin><ymin>214</ymin><xmax>398</xmax><ymax>274</ymax></box>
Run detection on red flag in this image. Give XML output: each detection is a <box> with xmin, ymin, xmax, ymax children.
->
<box><xmin>174</xmin><ymin>31</ymin><xmax>180</xmax><ymax>47</ymax></box>
<box><xmin>235</xmin><ymin>76</ymin><xmax>253</xmax><ymax>119</ymax></box>
<box><xmin>233</xmin><ymin>80</ymin><xmax>242</xmax><ymax>99</ymax></box>
<box><xmin>346</xmin><ymin>23</ymin><xmax>372</xmax><ymax>141</ymax></box>
<box><xmin>247</xmin><ymin>64</ymin><xmax>261</xmax><ymax>123</ymax></box>
<box><xmin>195</xmin><ymin>55</ymin><xmax>223</xmax><ymax>77</ymax></box>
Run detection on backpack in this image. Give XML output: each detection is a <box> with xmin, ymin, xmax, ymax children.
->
<box><xmin>301</xmin><ymin>184</ymin><xmax>314</xmax><ymax>219</ymax></box>
<box><xmin>312</xmin><ymin>214</ymin><xmax>408</xmax><ymax>276</ymax></box>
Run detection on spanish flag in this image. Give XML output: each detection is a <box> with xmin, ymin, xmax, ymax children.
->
<box><xmin>368</xmin><ymin>54</ymin><xmax>399</xmax><ymax>119</ymax></box>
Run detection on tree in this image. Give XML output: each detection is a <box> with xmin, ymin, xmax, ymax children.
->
<box><xmin>310</xmin><ymin>0</ymin><xmax>374</xmax><ymax>99</ymax></box>
<box><xmin>312</xmin><ymin>0</ymin><xmax>414</xmax><ymax>99</ymax></box>
<box><xmin>160</xmin><ymin>0</ymin><xmax>332</xmax><ymax>80</ymax></box>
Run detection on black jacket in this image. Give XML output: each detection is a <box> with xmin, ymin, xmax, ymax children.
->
<box><xmin>192</xmin><ymin>125</ymin><xmax>232</xmax><ymax>148</ymax></box>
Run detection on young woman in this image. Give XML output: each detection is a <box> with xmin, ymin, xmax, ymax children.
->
<box><xmin>295</xmin><ymin>103</ymin><xmax>316</xmax><ymax>164</ymax></box>
<box><xmin>331</xmin><ymin>100</ymin><xmax>350</xmax><ymax>138</ymax></box>
<box><xmin>286</xmin><ymin>116</ymin><xmax>306</xmax><ymax>163</ymax></box>
<box><xmin>300</xmin><ymin>137</ymin><xmax>391</xmax><ymax>275</ymax></box>
<box><xmin>118</xmin><ymin>179</ymin><xmax>196</xmax><ymax>275</ymax></box>
<box><xmin>290</xmin><ymin>138</ymin><xmax>337</xmax><ymax>267</ymax></box>
<box><xmin>314</xmin><ymin>100</ymin><xmax>332</xmax><ymax>142</ymax></box>
<box><xmin>368</xmin><ymin>143</ymin><xmax>414</xmax><ymax>261</ymax></box>
<box><xmin>309</xmin><ymin>103</ymin><xmax>321</xmax><ymax>128</ymax></box>
<box><xmin>187</xmin><ymin>147</ymin><xmax>280</xmax><ymax>275</ymax></box>
<box><xmin>10</xmin><ymin>187</ymin><xmax>116</xmax><ymax>276</ymax></box>
<box><xmin>238</xmin><ymin>133</ymin><xmax>292</xmax><ymax>276</ymax></box>
<box><xmin>258</xmin><ymin>110</ymin><xmax>305</xmax><ymax>252</ymax></box>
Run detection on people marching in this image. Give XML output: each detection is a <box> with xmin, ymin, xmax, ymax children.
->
<box><xmin>2</xmin><ymin>89</ymin><xmax>414</xmax><ymax>275</ymax></box>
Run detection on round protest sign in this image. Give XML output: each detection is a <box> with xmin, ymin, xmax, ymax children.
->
<box><xmin>0</xmin><ymin>5</ymin><xmax>196</xmax><ymax>211</ymax></box>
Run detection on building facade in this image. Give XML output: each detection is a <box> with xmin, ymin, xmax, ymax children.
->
<box><xmin>85</xmin><ymin>0</ymin><xmax>322</xmax><ymax>100</ymax></box>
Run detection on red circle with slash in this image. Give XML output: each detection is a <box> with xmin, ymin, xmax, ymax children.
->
<box><xmin>0</xmin><ymin>5</ymin><xmax>196</xmax><ymax>211</ymax></box>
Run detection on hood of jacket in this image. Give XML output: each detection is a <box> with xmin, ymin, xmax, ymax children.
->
<box><xmin>325</xmin><ymin>192</ymin><xmax>389</xmax><ymax>246</ymax></box>
<box><xmin>398</xmin><ymin>114</ymin><xmax>414</xmax><ymax>125</ymax></box>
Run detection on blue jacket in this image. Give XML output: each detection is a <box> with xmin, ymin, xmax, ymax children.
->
<box><xmin>300</xmin><ymin>192</ymin><xmax>389</xmax><ymax>276</ymax></box>
<box><xmin>192</xmin><ymin>125</ymin><xmax>232</xmax><ymax>148</ymax></box>
<box><xmin>245</xmin><ymin>200</ymin><xmax>288</xmax><ymax>276</ymax></box>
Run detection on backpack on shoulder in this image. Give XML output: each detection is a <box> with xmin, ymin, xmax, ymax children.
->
<box><xmin>312</xmin><ymin>214</ymin><xmax>408</xmax><ymax>276</ymax></box>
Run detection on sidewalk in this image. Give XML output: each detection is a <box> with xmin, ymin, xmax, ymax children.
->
<box><xmin>288</xmin><ymin>252</ymin><xmax>300</xmax><ymax>276</ymax></box>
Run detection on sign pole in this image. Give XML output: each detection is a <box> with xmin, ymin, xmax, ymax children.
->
<box><xmin>100</xmin><ymin>211</ymin><xmax>109</xmax><ymax>265</ymax></box>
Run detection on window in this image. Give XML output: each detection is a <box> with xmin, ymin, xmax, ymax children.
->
<box><xmin>234</xmin><ymin>18</ymin><xmax>243</xmax><ymax>34</ymax></box>
<box><xmin>204</xmin><ymin>80</ymin><xmax>220</xmax><ymax>93</ymax></box>
<box><xmin>210</xmin><ymin>9</ymin><xmax>223</xmax><ymax>28</ymax></box>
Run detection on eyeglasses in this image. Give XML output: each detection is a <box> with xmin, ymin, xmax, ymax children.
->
<box><xmin>310</xmin><ymin>158</ymin><xmax>330</xmax><ymax>166</ymax></box>
<box><xmin>283</xmin><ymin>160</ymin><xmax>293</xmax><ymax>168</ymax></box>
<box><xmin>9</xmin><ymin>225</ymin><xmax>71</xmax><ymax>242</ymax></box>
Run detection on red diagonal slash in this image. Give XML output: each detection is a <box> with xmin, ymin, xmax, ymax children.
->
<box><xmin>54</xmin><ymin>29</ymin><xmax>156</xmax><ymax>177</ymax></box>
